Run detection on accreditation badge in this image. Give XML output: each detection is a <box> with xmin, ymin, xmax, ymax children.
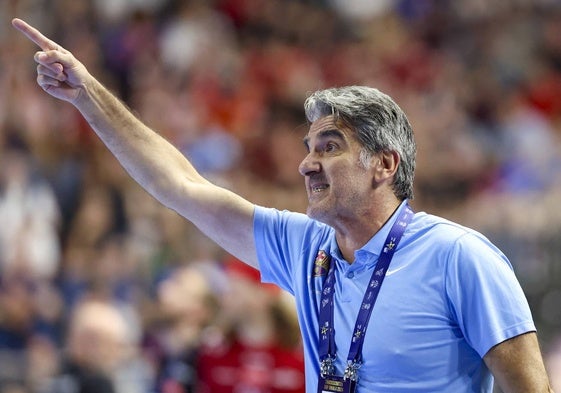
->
<box><xmin>317</xmin><ymin>375</ymin><xmax>356</xmax><ymax>393</ymax></box>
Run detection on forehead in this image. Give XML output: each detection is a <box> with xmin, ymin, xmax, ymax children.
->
<box><xmin>309</xmin><ymin>115</ymin><xmax>335</xmax><ymax>131</ymax></box>
<box><xmin>304</xmin><ymin>115</ymin><xmax>354</xmax><ymax>142</ymax></box>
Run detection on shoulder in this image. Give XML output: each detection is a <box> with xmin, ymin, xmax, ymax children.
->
<box><xmin>254</xmin><ymin>205</ymin><xmax>331</xmax><ymax>235</ymax></box>
<box><xmin>253</xmin><ymin>205</ymin><xmax>335</xmax><ymax>260</ymax></box>
<box><xmin>406</xmin><ymin>211</ymin><xmax>509</xmax><ymax>266</ymax></box>
<box><xmin>410</xmin><ymin>211</ymin><xmax>497</xmax><ymax>247</ymax></box>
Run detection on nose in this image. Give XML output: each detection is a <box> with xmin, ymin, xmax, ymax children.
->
<box><xmin>298</xmin><ymin>153</ymin><xmax>320</xmax><ymax>177</ymax></box>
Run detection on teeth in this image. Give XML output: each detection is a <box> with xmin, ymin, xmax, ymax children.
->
<box><xmin>312</xmin><ymin>185</ymin><xmax>328</xmax><ymax>193</ymax></box>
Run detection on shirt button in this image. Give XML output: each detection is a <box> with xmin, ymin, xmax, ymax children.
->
<box><xmin>347</xmin><ymin>272</ymin><xmax>355</xmax><ymax>279</ymax></box>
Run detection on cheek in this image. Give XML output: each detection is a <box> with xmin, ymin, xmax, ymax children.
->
<box><xmin>332</xmin><ymin>165</ymin><xmax>372</xmax><ymax>190</ymax></box>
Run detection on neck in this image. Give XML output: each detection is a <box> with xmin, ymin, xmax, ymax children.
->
<box><xmin>335</xmin><ymin>197</ymin><xmax>402</xmax><ymax>263</ymax></box>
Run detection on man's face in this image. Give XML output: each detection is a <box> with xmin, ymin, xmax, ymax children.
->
<box><xmin>298</xmin><ymin>116</ymin><xmax>375</xmax><ymax>226</ymax></box>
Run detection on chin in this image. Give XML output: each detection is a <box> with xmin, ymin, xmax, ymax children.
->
<box><xmin>306</xmin><ymin>205</ymin><xmax>331</xmax><ymax>225</ymax></box>
<box><xmin>306</xmin><ymin>205</ymin><xmax>318</xmax><ymax>219</ymax></box>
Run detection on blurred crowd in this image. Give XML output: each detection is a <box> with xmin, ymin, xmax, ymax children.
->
<box><xmin>2</xmin><ymin>0</ymin><xmax>561</xmax><ymax>392</ymax></box>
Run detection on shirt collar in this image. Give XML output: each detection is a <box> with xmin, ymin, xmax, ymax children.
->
<box><xmin>356</xmin><ymin>199</ymin><xmax>409</xmax><ymax>261</ymax></box>
<box><xmin>327</xmin><ymin>200</ymin><xmax>410</xmax><ymax>270</ymax></box>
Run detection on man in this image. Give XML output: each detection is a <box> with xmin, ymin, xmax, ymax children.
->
<box><xmin>12</xmin><ymin>18</ymin><xmax>553</xmax><ymax>392</ymax></box>
<box><xmin>45</xmin><ymin>299</ymin><xmax>129</xmax><ymax>393</ymax></box>
<box><xmin>197</xmin><ymin>258</ymin><xmax>305</xmax><ymax>393</ymax></box>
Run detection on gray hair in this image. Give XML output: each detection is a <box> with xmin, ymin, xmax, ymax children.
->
<box><xmin>304</xmin><ymin>86</ymin><xmax>416</xmax><ymax>200</ymax></box>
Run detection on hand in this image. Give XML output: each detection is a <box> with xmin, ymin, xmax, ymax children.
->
<box><xmin>12</xmin><ymin>18</ymin><xmax>90</xmax><ymax>104</ymax></box>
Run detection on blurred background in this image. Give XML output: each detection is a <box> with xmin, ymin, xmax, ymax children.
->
<box><xmin>2</xmin><ymin>0</ymin><xmax>561</xmax><ymax>392</ymax></box>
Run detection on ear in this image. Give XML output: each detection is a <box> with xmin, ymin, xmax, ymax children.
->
<box><xmin>373</xmin><ymin>150</ymin><xmax>400</xmax><ymax>184</ymax></box>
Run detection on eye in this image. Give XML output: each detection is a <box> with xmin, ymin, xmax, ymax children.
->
<box><xmin>325</xmin><ymin>142</ymin><xmax>338</xmax><ymax>152</ymax></box>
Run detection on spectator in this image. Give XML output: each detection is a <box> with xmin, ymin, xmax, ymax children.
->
<box><xmin>143</xmin><ymin>265</ymin><xmax>218</xmax><ymax>393</ymax></box>
<box><xmin>197</xmin><ymin>258</ymin><xmax>305</xmax><ymax>393</ymax></box>
<box><xmin>42</xmin><ymin>299</ymin><xmax>132</xmax><ymax>393</ymax></box>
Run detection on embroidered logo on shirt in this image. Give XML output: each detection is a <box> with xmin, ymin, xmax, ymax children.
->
<box><xmin>313</xmin><ymin>250</ymin><xmax>331</xmax><ymax>277</ymax></box>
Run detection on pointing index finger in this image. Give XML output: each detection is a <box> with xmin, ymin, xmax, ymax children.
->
<box><xmin>12</xmin><ymin>18</ymin><xmax>59</xmax><ymax>51</ymax></box>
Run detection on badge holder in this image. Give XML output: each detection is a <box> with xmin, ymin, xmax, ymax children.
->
<box><xmin>315</xmin><ymin>204</ymin><xmax>414</xmax><ymax>393</ymax></box>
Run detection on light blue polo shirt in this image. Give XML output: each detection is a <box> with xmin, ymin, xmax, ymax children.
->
<box><xmin>254</xmin><ymin>200</ymin><xmax>536</xmax><ymax>393</ymax></box>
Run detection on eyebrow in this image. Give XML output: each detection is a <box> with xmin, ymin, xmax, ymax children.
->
<box><xmin>303</xmin><ymin>128</ymin><xmax>345</xmax><ymax>149</ymax></box>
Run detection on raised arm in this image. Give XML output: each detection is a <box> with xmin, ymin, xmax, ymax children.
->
<box><xmin>11</xmin><ymin>18</ymin><xmax>258</xmax><ymax>267</ymax></box>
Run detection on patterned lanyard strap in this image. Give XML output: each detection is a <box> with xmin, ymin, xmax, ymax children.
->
<box><xmin>318</xmin><ymin>203</ymin><xmax>414</xmax><ymax>382</ymax></box>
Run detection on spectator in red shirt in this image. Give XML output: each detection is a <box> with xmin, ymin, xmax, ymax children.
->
<box><xmin>197</xmin><ymin>259</ymin><xmax>305</xmax><ymax>393</ymax></box>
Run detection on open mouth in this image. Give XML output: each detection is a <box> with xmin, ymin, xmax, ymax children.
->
<box><xmin>311</xmin><ymin>184</ymin><xmax>329</xmax><ymax>193</ymax></box>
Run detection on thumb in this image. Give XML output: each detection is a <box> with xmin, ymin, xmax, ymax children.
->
<box><xmin>35</xmin><ymin>50</ymin><xmax>72</xmax><ymax>76</ymax></box>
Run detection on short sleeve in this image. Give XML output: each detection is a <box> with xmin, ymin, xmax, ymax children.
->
<box><xmin>253</xmin><ymin>206</ymin><xmax>330</xmax><ymax>295</ymax></box>
<box><xmin>445</xmin><ymin>232</ymin><xmax>536</xmax><ymax>357</ymax></box>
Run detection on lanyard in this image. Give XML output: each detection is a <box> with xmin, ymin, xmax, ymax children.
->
<box><xmin>318</xmin><ymin>203</ymin><xmax>414</xmax><ymax>382</ymax></box>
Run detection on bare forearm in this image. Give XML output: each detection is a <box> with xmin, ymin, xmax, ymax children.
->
<box><xmin>73</xmin><ymin>77</ymin><xmax>257</xmax><ymax>264</ymax></box>
<box><xmin>76</xmin><ymin>76</ymin><xmax>208</xmax><ymax>208</ymax></box>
